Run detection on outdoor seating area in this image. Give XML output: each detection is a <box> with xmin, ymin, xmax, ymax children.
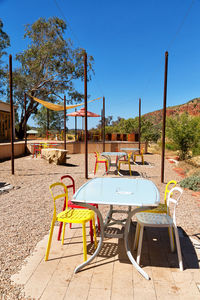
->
<box><xmin>1</xmin><ymin>2</ymin><xmax>200</xmax><ymax>299</ymax></box>
<box><xmin>0</xmin><ymin>152</ymin><xmax>200</xmax><ymax>299</ymax></box>
<box><xmin>31</xmin><ymin>142</ymin><xmax>60</xmax><ymax>158</ymax></box>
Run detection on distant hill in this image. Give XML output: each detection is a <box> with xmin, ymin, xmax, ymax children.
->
<box><xmin>143</xmin><ymin>98</ymin><xmax>200</xmax><ymax>124</ymax></box>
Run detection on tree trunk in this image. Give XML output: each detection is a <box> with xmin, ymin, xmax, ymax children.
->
<box><xmin>15</xmin><ymin>94</ymin><xmax>39</xmax><ymax>139</ymax></box>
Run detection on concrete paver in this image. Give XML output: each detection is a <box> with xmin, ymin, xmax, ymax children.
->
<box><xmin>11</xmin><ymin>223</ymin><xmax>200</xmax><ymax>300</ymax></box>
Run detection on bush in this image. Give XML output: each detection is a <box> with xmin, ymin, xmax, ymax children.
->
<box><xmin>179</xmin><ymin>176</ymin><xmax>200</xmax><ymax>191</ymax></box>
<box><xmin>166</xmin><ymin>114</ymin><xmax>200</xmax><ymax>160</ymax></box>
<box><xmin>67</xmin><ymin>135</ymin><xmax>74</xmax><ymax>140</ymax></box>
<box><xmin>165</xmin><ymin>143</ymin><xmax>177</xmax><ymax>151</ymax></box>
<box><xmin>192</xmin><ymin>145</ymin><xmax>200</xmax><ymax>156</ymax></box>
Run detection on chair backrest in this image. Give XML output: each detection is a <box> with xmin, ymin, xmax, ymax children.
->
<box><xmin>42</xmin><ymin>143</ymin><xmax>48</xmax><ymax>149</ymax></box>
<box><xmin>127</xmin><ymin>152</ymin><xmax>132</xmax><ymax>161</ymax></box>
<box><xmin>94</xmin><ymin>151</ymin><xmax>100</xmax><ymax>160</ymax></box>
<box><xmin>61</xmin><ymin>175</ymin><xmax>75</xmax><ymax>194</ymax></box>
<box><xmin>49</xmin><ymin>182</ymin><xmax>68</xmax><ymax>217</ymax></box>
<box><xmin>167</xmin><ymin>187</ymin><xmax>183</xmax><ymax>225</ymax></box>
<box><xmin>164</xmin><ymin>180</ymin><xmax>177</xmax><ymax>205</ymax></box>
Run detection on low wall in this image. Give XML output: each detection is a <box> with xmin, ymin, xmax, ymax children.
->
<box><xmin>0</xmin><ymin>141</ymin><xmax>25</xmax><ymax>160</ymax></box>
<box><xmin>69</xmin><ymin>141</ymin><xmax>147</xmax><ymax>154</ymax></box>
<box><xmin>0</xmin><ymin>140</ymin><xmax>148</xmax><ymax>160</ymax></box>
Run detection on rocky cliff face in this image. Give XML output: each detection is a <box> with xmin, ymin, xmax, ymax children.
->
<box><xmin>143</xmin><ymin>98</ymin><xmax>200</xmax><ymax>124</ymax></box>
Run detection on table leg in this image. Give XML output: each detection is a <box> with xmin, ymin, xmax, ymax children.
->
<box><xmin>102</xmin><ymin>155</ymin><xmax>111</xmax><ymax>175</ymax></box>
<box><xmin>72</xmin><ymin>202</ymin><xmax>104</xmax><ymax>273</ymax></box>
<box><xmin>116</xmin><ymin>155</ymin><xmax>125</xmax><ymax>176</ymax></box>
<box><xmin>124</xmin><ymin>206</ymin><xmax>154</xmax><ymax>280</ymax></box>
<box><xmin>104</xmin><ymin>205</ymin><xmax>113</xmax><ymax>226</ymax></box>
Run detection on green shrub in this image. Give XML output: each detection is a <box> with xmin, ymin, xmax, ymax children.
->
<box><xmin>67</xmin><ymin>135</ymin><xmax>74</xmax><ymax>140</ymax></box>
<box><xmin>165</xmin><ymin>143</ymin><xmax>177</xmax><ymax>151</ymax></box>
<box><xmin>179</xmin><ymin>176</ymin><xmax>200</xmax><ymax>191</ymax></box>
<box><xmin>166</xmin><ymin>114</ymin><xmax>200</xmax><ymax>160</ymax></box>
<box><xmin>192</xmin><ymin>144</ymin><xmax>200</xmax><ymax>156</ymax></box>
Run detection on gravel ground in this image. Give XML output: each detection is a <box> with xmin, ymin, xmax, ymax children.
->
<box><xmin>0</xmin><ymin>152</ymin><xmax>200</xmax><ymax>299</ymax></box>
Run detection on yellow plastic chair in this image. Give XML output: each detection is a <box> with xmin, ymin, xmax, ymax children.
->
<box><xmin>45</xmin><ymin>182</ymin><xmax>97</xmax><ymax>262</ymax></box>
<box><xmin>134</xmin><ymin>180</ymin><xmax>177</xmax><ymax>250</ymax></box>
<box><xmin>118</xmin><ymin>152</ymin><xmax>132</xmax><ymax>176</ymax></box>
<box><xmin>134</xmin><ymin>149</ymin><xmax>144</xmax><ymax>165</ymax></box>
<box><xmin>143</xmin><ymin>180</ymin><xmax>177</xmax><ymax>214</ymax></box>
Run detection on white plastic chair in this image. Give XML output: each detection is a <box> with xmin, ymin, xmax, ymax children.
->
<box><xmin>133</xmin><ymin>187</ymin><xmax>183</xmax><ymax>271</ymax></box>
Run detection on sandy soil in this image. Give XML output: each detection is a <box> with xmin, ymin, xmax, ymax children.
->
<box><xmin>0</xmin><ymin>152</ymin><xmax>199</xmax><ymax>299</ymax></box>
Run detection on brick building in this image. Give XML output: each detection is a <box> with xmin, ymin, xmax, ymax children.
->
<box><xmin>0</xmin><ymin>101</ymin><xmax>16</xmax><ymax>141</ymax></box>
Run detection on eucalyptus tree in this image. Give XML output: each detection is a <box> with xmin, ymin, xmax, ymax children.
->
<box><xmin>0</xmin><ymin>19</ymin><xmax>10</xmax><ymax>95</ymax></box>
<box><xmin>12</xmin><ymin>17</ymin><xmax>94</xmax><ymax>139</ymax></box>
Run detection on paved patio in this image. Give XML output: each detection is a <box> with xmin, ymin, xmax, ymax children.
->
<box><xmin>11</xmin><ymin>223</ymin><xmax>200</xmax><ymax>300</ymax></box>
<box><xmin>0</xmin><ymin>152</ymin><xmax>199</xmax><ymax>299</ymax></box>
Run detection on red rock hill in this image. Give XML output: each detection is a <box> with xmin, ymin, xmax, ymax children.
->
<box><xmin>143</xmin><ymin>98</ymin><xmax>200</xmax><ymax>124</ymax></box>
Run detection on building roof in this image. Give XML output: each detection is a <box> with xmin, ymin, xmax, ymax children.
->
<box><xmin>0</xmin><ymin>101</ymin><xmax>17</xmax><ymax>112</ymax></box>
<box><xmin>27</xmin><ymin>130</ymin><xmax>38</xmax><ymax>134</ymax></box>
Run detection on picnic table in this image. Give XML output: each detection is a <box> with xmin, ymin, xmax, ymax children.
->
<box><xmin>41</xmin><ymin>148</ymin><xmax>68</xmax><ymax>165</ymax></box>
<box><xmin>101</xmin><ymin>151</ymin><xmax>126</xmax><ymax>174</ymax></box>
<box><xmin>72</xmin><ymin>177</ymin><xmax>160</xmax><ymax>280</ymax></box>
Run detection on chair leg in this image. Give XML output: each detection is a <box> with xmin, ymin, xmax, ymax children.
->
<box><xmin>133</xmin><ymin>223</ymin><xmax>140</xmax><ymax>250</ymax></box>
<box><xmin>89</xmin><ymin>220</ymin><xmax>94</xmax><ymax>243</ymax></box>
<box><xmin>57</xmin><ymin>222</ymin><xmax>63</xmax><ymax>241</ymax></box>
<box><xmin>106</xmin><ymin>161</ymin><xmax>109</xmax><ymax>172</ymax></box>
<box><xmin>97</xmin><ymin>215</ymin><xmax>100</xmax><ymax>231</ymax></box>
<box><xmin>173</xmin><ymin>225</ymin><xmax>183</xmax><ymax>271</ymax></box>
<box><xmin>58</xmin><ymin>201</ymin><xmax>67</xmax><ymax>241</ymax></box>
<box><xmin>129</xmin><ymin>163</ymin><xmax>132</xmax><ymax>176</ymax></box>
<box><xmin>45</xmin><ymin>219</ymin><xmax>55</xmax><ymax>261</ymax></box>
<box><xmin>96</xmin><ymin>162</ymin><xmax>99</xmax><ymax>173</ymax></box>
<box><xmin>168</xmin><ymin>226</ymin><xmax>175</xmax><ymax>252</ymax></box>
<box><xmin>105</xmin><ymin>161</ymin><xmax>108</xmax><ymax>173</ymax></box>
<box><xmin>92</xmin><ymin>216</ymin><xmax>97</xmax><ymax>248</ymax></box>
<box><xmin>118</xmin><ymin>162</ymin><xmax>121</xmax><ymax>173</ymax></box>
<box><xmin>82</xmin><ymin>222</ymin><xmax>87</xmax><ymax>261</ymax></box>
<box><xmin>94</xmin><ymin>162</ymin><xmax>97</xmax><ymax>175</ymax></box>
<box><xmin>136</xmin><ymin>225</ymin><xmax>144</xmax><ymax>265</ymax></box>
<box><xmin>142</xmin><ymin>155</ymin><xmax>144</xmax><ymax>165</ymax></box>
<box><xmin>62</xmin><ymin>222</ymin><xmax>66</xmax><ymax>245</ymax></box>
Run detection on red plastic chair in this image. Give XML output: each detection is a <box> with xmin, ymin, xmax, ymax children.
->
<box><xmin>57</xmin><ymin>175</ymin><xmax>100</xmax><ymax>243</ymax></box>
<box><xmin>32</xmin><ymin>144</ymin><xmax>41</xmax><ymax>158</ymax></box>
<box><xmin>94</xmin><ymin>152</ymin><xmax>108</xmax><ymax>175</ymax></box>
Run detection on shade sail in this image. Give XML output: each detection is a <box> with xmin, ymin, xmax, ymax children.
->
<box><xmin>30</xmin><ymin>96</ymin><xmax>102</xmax><ymax>111</ymax></box>
<box><xmin>67</xmin><ymin>107</ymin><xmax>100</xmax><ymax>117</ymax></box>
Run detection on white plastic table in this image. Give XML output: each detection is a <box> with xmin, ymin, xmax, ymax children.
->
<box><xmin>72</xmin><ymin>177</ymin><xmax>160</xmax><ymax>279</ymax></box>
<box><xmin>101</xmin><ymin>151</ymin><xmax>126</xmax><ymax>174</ymax></box>
<box><xmin>120</xmin><ymin>147</ymin><xmax>139</xmax><ymax>163</ymax></box>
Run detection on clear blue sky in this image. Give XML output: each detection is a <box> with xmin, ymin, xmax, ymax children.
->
<box><xmin>1</xmin><ymin>0</ymin><xmax>200</xmax><ymax>129</ymax></box>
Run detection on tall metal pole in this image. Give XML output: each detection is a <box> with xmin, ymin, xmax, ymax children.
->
<box><xmin>24</xmin><ymin>93</ymin><xmax>27</xmax><ymax>154</ymax></box>
<box><xmin>84</xmin><ymin>51</ymin><xmax>88</xmax><ymax>179</ymax></box>
<box><xmin>161</xmin><ymin>51</ymin><xmax>169</xmax><ymax>183</ymax></box>
<box><xmin>47</xmin><ymin>108</ymin><xmax>49</xmax><ymax>139</ymax></box>
<box><xmin>103</xmin><ymin>96</ymin><xmax>105</xmax><ymax>152</ymax></box>
<box><xmin>100</xmin><ymin>108</ymin><xmax>103</xmax><ymax>142</ymax></box>
<box><xmin>138</xmin><ymin>98</ymin><xmax>141</xmax><ymax>152</ymax></box>
<box><xmin>9</xmin><ymin>54</ymin><xmax>14</xmax><ymax>175</ymax></box>
<box><xmin>75</xmin><ymin>108</ymin><xmax>77</xmax><ymax>141</ymax></box>
<box><xmin>64</xmin><ymin>95</ymin><xmax>66</xmax><ymax>150</ymax></box>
